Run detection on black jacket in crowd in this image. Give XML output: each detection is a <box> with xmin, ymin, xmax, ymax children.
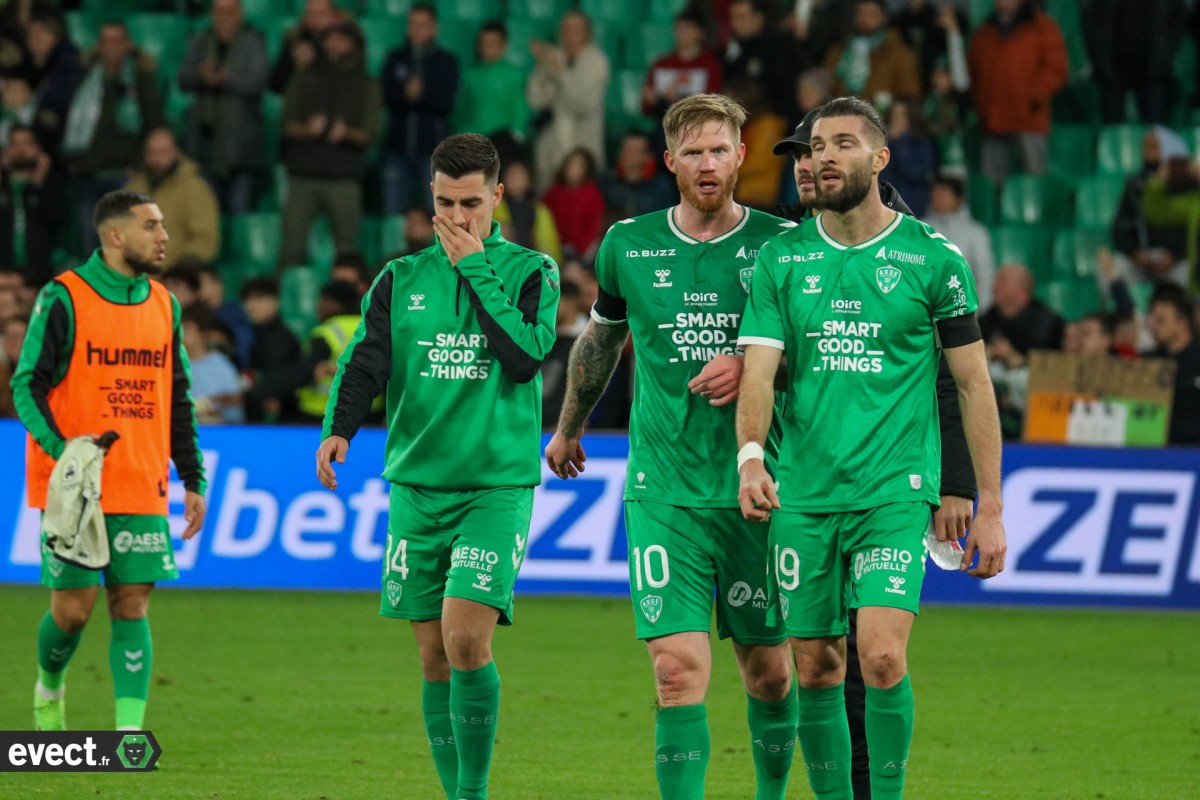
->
<box><xmin>381</xmin><ymin>42</ymin><xmax>459</xmax><ymax>158</ymax></box>
<box><xmin>0</xmin><ymin>168</ymin><xmax>67</xmax><ymax>287</ymax></box>
<box><xmin>778</xmin><ymin>181</ymin><xmax>978</xmax><ymax>500</ymax></box>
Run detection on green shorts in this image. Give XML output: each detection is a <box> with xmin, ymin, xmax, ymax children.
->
<box><xmin>624</xmin><ymin>500</ymin><xmax>785</xmax><ymax>646</ymax></box>
<box><xmin>767</xmin><ymin>502</ymin><xmax>931</xmax><ymax>639</ymax></box>
<box><xmin>40</xmin><ymin>514</ymin><xmax>177</xmax><ymax>589</ymax></box>
<box><xmin>381</xmin><ymin>484</ymin><xmax>533</xmax><ymax>625</ymax></box>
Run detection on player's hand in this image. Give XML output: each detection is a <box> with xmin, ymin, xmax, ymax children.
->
<box><xmin>738</xmin><ymin>459</ymin><xmax>780</xmax><ymax>523</ymax></box>
<box><xmin>545</xmin><ymin>432</ymin><xmax>587</xmax><ymax>478</ymax></box>
<box><xmin>182</xmin><ymin>491</ymin><xmax>206</xmax><ymax>540</ymax></box>
<box><xmin>688</xmin><ymin>354</ymin><xmax>743</xmax><ymax>407</ymax></box>
<box><xmin>316</xmin><ymin>435</ymin><xmax>349</xmax><ymax>490</ymax></box>
<box><xmin>933</xmin><ymin>494</ymin><xmax>973</xmax><ymax>542</ymax></box>
<box><xmin>960</xmin><ymin>502</ymin><xmax>1006</xmax><ymax>578</ymax></box>
<box><xmin>432</xmin><ymin>215</ymin><xmax>485</xmax><ymax>267</ymax></box>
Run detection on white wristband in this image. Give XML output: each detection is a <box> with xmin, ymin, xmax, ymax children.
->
<box><xmin>737</xmin><ymin>442</ymin><xmax>765</xmax><ymax>474</ymax></box>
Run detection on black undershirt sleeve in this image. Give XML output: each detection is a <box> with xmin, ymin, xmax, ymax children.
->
<box><xmin>591</xmin><ymin>285</ymin><xmax>628</xmax><ymax>323</ymax></box>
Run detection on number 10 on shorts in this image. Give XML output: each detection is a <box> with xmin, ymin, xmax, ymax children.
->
<box><xmin>631</xmin><ymin>545</ymin><xmax>670</xmax><ymax>590</ymax></box>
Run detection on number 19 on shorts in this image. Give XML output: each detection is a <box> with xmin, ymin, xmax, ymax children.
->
<box><xmin>774</xmin><ymin>545</ymin><xmax>800</xmax><ymax>591</ymax></box>
<box><xmin>632</xmin><ymin>545</ymin><xmax>670</xmax><ymax>590</ymax></box>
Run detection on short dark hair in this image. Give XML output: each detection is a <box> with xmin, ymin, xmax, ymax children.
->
<box><xmin>164</xmin><ymin>263</ymin><xmax>201</xmax><ymax>293</ymax></box>
<box><xmin>180</xmin><ymin>303</ymin><xmax>217</xmax><ymax>330</ymax></box>
<box><xmin>320</xmin><ymin>280</ymin><xmax>360</xmax><ymax>313</ymax></box>
<box><xmin>241</xmin><ymin>277</ymin><xmax>280</xmax><ymax>300</ymax></box>
<box><xmin>480</xmin><ymin>20</ymin><xmax>507</xmax><ymax>39</ymax></box>
<box><xmin>93</xmin><ymin>190</ymin><xmax>154</xmax><ymax>232</ymax></box>
<box><xmin>333</xmin><ymin>251</ymin><xmax>367</xmax><ymax>271</ymax></box>
<box><xmin>1150</xmin><ymin>283</ymin><xmax>1194</xmax><ymax>324</ymax></box>
<box><xmin>430</xmin><ymin>133</ymin><xmax>501</xmax><ymax>184</ymax></box>
<box><xmin>410</xmin><ymin>2</ymin><xmax>437</xmax><ymax>21</ymax></box>
<box><xmin>934</xmin><ymin>173</ymin><xmax>966</xmax><ymax>199</ymax></box>
<box><xmin>676</xmin><ymin>8</ymin><xmax>705</xmax><ymax>27</ymax></box>
<box><xmin>28</xmin><ymin>14</ymin><xmax>64</xmax><ymax>39</ymax></box>
<box><xmin>814</xmin><ymin>96</ymin><xmax>888</xmax><ymax>148</ymax></box>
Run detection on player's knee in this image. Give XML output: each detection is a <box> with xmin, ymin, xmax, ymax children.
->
<box><xmin>793</xmin><ymin>647</ymin><xmax>844</xmax><ymax>689</ymax></box>
<box><xmin>745</xmin><ymin>660</ymin><xmax>793</xmax><ymax>702</ymax></box>
<box><xmin>859</xmin><ymin>646</ymin><xmax>906</xmax><ymax>688</ymax></box>
<box><xmin>52</xmin><ymin>605</ymin><xmax>91</xmax><ymax>633</ymax></box>
<box><xmin>653</xmin><ymin>651</ymin><xmax>706</xmax><ymax>706</ymax></box>
<box><xmin>442</xmin><ymin>627</ymin><xmax>492</xmax><ymax>671</ymax></box>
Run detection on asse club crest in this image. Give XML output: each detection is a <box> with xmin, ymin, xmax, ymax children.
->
<box><xmin>875</xmin><ymin>265</ymin><xmax>902</xmax><ymax>294</ymax></box>
<box><xmin>739</xmin><ymin>266</ymin><xmax>755</xmax><ymax>294</ymax></box>
<box><xmin>640</xmin><ymin>595</ymin><xmax>663</xmax><ymax>623</ymax></box>
<box><xmin>386</xmin><ymin>580</ymin><xmax>403</xmax><ymax>607</ymax></box>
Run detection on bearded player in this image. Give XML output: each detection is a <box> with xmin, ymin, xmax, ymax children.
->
<box><xmin>736</xmin><ymin>96</ymin><xmax>1006</xmax><ymax>800</ymax></box>
<box><xmin>546</xmin><ymin>94</ymin><xmax>798</xmax><ymax>800</ymax></box>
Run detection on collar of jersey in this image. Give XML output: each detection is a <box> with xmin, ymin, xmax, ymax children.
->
<box><xmin>433</xmin><ymin>220</ymin><xmax>505</xmax><ymax>264</ymax></box>
<box><xmin>77</xmin><ymin>249</ymin><xmax>151</xmax><ymax>304</ymax></box>
<box><xmin>814</xmin><ymin>211</ymin><xmax>902</xmax><ymax>251</ymax></box>
<box><xmin>666</xmin><ymin>204</ymin><xmax>750</xmax><ymax>245</ymax></box>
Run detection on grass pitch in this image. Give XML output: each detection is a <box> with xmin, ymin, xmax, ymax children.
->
<box><xmin>0</xmin><ymin>585</ymin><xmax>1196</xmax><ymax>799</ymax></box>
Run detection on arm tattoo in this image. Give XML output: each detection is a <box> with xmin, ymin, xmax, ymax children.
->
<box><xmin>556</xmin><ymin>320</ymin><xmax>630</xmax><ymax>437</ymax></box>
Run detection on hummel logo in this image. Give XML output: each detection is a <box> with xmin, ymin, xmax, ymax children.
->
<box><xmin>408</xmin><ymin>293</ymin><xmax>426</xmax><ymax>310</ymax></box>
<box><xmin>885</xmin><ymin>576</ymin><xmax>907</xmax><ymax>595</ymax></box>
<box><xmin>653</xmin><ymin>269</ymin><xmax>673</xmax><ymax>288</ymax></box>
<box><xmin>803</xmin><ymin>275</ymin><xmax>822</xmax><ymax>295</ymax></box>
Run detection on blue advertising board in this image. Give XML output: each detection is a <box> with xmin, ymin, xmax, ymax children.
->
<box><xmin>1</xmin><ymin>419</ymin><xmax>1198</xmax><ymax>608</ymax></box>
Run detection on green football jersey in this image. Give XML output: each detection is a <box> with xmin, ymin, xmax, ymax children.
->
<box><xmin>593</xmin><ymin>205</ymin><xmax>797</xmax><ymax>507</ymax></box>
<box><xmin>739</xmin><ymin>211</ymin><xmax>979</xmax><ymax>513</ymax></box>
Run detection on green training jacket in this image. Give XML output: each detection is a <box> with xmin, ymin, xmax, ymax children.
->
<box><xmin>322</xmin><ymin>221</ymin><xmax>560</xmax><ymax>490</ymax></box>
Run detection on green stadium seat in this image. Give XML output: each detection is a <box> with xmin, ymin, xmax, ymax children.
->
<box><xmin>164</xmin><ymin>85</ymin><xmax>192</xmax><ymax>140</ymax></box>
<box><xmin>440</xmin><ymin>17</ymin><xmax>482</xmax><ymax>65</ymax></box>
<box><xmin>625</xmin><ymin>22</ymin><xmax>674</xmax><ymax>73</ymax></box>
<box><xmin>227</xmin><ymin>213</ymin><xmax>282</xmax><ymax>275</ymax></box>
<box><xmin>991</xmin><ymin>225</ymin><xmax>1053</xmax><ymax>276</ymax></box>
<box><xmin>606</xmin><ymin>69</ymin><xmax>650</xmax><ymax>133</ymax></box>
<box><xmin>580</xmin><ymin>0</ymin><xmax>642</xmax><ymax>25</ymax></box>
<box><xmin>436</xmin><ymin>0</ymin><xmax>501</xmax><ymax>19</ymax></box>
<box><xmin>307</xmin><ymin>219</ymin><xmax>336</xmax><ymax>277</ymax></box>
<box><xmin>967</xmin><ymin>0</ymin><xmax>994</xmax><ymax>30</ymax></box>
<box><xmin>590</xmin><ymin>20</ymin><xmax>623</xmax><ymax>71</ymax></box>
<box><xmin>241</xmin><ymin>0</ymin><xmax>292</xmax><ymax>29</ymax></box>
<box><xmin>648</xmin><ymin>0</ymin><xmax>689</xmax><ymax>21</ymax></box>
<box><xmin>126</xmin><ymin>13</ymin><xmax>193</xmax><ymax>82</ymax></box>
<box><xmin>65</xmin><ymin>11</ymin><xmax>102</xmax><ymax>50</ymax></box>
<box><xmin>1097</xmin><ymin>124</ymin><xmax>1149</xmax><ymax>174</ymax></box>
<box><xmin>280</xmin><ymin>266</ymin><xmax>319</xmax><ymax>339</ymax></box>
<box><xmin>367</xmin><ymin>0</ymin><xmax>414</xmax><ymax>16</ymax></box>
<box><xmin>999</xmin><ymin>175</ymin><xmax>1073</xmax><ymax>227</ymax></box>
<box><xmin>1048</xmin><ymin>124</ymin><xmax>1097</xmax><ymax>179</ymax></box>
<box><xmin>379</xmin><ymin>216</ymin><xmax>407</xmax><ymax>259</ymax></box>
<box><xmin>1052</xmin><ymin>227</ymin><xmax>1110</xmax><ymax>281</ymax></box>
<box><xmin>362</xmin><ymin>16</ymin><xmax>407</xmax><ymax>74</ymax></box>
<box><xmin>1044</xmin><ymin>0</ymin><xmax>1090</xmax><ymax>80</ymax></box>
<box><xmin>1074</xmin><ymin>173</ymin><xmax>1126</xmax><ymax>228</ymax></box>
<box><xmin>966</xmin><ymin>173</ymin><xmax>997</xmax><ymax>226</ymax></box>
<box><xmin>508</xmin><ymin>0</ymin><xmax>571</xmax><ymax>21</ymax></box>
<box><xmin>257</xmin><ymin>16</ymin><xmax>296</xmax><ymax>61</ymax></box>
<box><xmin>1038</xmin><ymin>278</ymin><xmax>1103</xmax><ymax>322</ymax></box>
<box><xmin>505</xmin><ymin>17</ymin><xmax>555</xmax><ymax>72</ymax></box>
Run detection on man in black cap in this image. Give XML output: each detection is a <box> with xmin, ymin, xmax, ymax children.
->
<box><xmin>771</xmin><ymin>105</ymin><xmax>979</xmax><ymax>800</ymax></box>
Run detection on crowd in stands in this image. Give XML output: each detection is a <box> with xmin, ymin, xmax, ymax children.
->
<box><xmin>0</xmin><ymin>0</ymin><xmax>1199</xmax><ymax>444</ymax></box>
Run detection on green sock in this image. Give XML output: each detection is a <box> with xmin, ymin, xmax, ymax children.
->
<box><xmin>865</xmin><ymin>675</ymin><xmax>914</xmax><ymax>800</ymax></box>
<box><xmin>747</xmin><ymin>683</ymin><xmax>797</xmax><ymax>800</ymax></box>
<box><xmin>654</xmin><ymin>704</ymin><xmax>709</xmax><ymax>800</ymax></box>
<box><xmin>37</xmin><ymin>611</ymin><xmax>81</xmax><ymax>693</ymax></box>
<box><xmin>109</xmin><ymin>618</ymin><xmax>152</xmax><ymax>729</ymax></box>
<box><xmin>450</xmin><ymin>662</ymin><xmax>501</xmax><ymax>800</ymax></box>
<box><xmin>796</xmin><ymin>683</ymin><xmax>854</xmax><ymax>799</ymax></box>
<box><xmin>422</xmin><ymin>680</ymin><xmax>458</xmax><ymax>800</ymax></box>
